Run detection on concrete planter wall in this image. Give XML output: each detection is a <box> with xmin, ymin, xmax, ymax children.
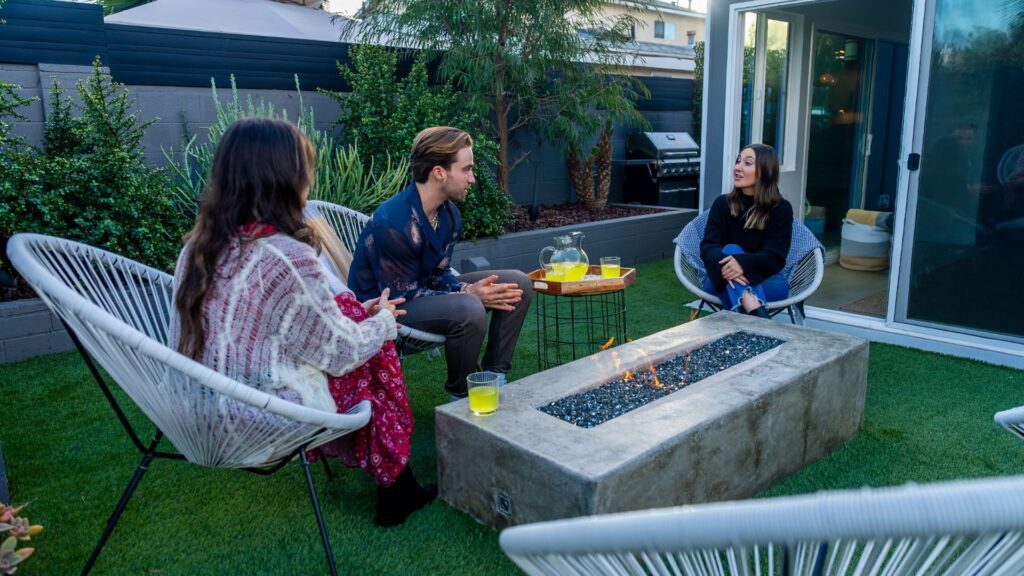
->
<box><xmin>452</xmin><ymin>205</ymin><xmax>696</xmax><ymax>273</ymax></box>
<box><xmin>0</xmin><ymin>298</ymin><xmax>74</xmax><ymax>364</ymax></box>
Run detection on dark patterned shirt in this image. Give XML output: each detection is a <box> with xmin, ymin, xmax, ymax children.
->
<box><xmin>348</xmin><ymin>181</ymin><xmax>464</xmax><ymax>302</ymax></box>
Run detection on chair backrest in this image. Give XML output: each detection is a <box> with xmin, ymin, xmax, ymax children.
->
<box><xmin>7</xmin><ymin>234</ymin><xmax>370</xmax><ymax>469</ymax></box>
<box><xmin>997</xmin><ymin>143</ymin><xmax>1024</xmax><ymax>185</ymax></box>
<box><xmin>500</xmin><ymin>475</ymin><xmax>1024</xmax><ymax>576</ymax></box>
<box><xmin>307</xmin><ymin>200</ymin><xmax>370</xmax><ymax>254</ymax></box>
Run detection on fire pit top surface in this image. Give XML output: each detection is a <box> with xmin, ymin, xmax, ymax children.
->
<box><xmin>539</xmin><ymin>331</ymin><xmax>786</xmax><ymax>428</ymax></box>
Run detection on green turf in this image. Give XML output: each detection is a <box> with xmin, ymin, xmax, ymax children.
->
<box><xmin>1</xmin><ymin>257</ymin><xmax>1022</xmax><ymax>574</ymax></box>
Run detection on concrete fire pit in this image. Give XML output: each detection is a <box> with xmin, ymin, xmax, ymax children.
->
<box><xmin>435</xmin><ymin>312</ymin><xmax>869</xmax><ymax>530</ymax></box>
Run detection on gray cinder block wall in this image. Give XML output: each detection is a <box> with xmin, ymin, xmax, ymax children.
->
<box><xmin>2</xmin><ymin>62</ymin><xmax>341</xmax><ymax>167</ymax></box>
<box><xmin>0</xmin><ymin>298</ymin><xmax>73</xmax><ymax>363</ymax></box>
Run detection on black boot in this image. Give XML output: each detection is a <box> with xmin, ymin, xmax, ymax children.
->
<box><xmin>374</xmin><ymin>466</ymin><xmax>438</xmax><ymax>527</ymax></box>
<box><xmin>747</xmin><ymin>305</ymin><xmax>771</xmax><ymax>319</ymax></box>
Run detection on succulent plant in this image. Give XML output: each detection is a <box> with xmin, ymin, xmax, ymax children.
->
<box><xmin>0</xmin><ymin>503</ymin><xmax>42</xmax><ymax>575</ymax></box>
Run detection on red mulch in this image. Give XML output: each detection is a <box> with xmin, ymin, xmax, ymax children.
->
<box><xmin>508</xmin><ymin>203</ymin><xmax>666</xmax><ymax>233</ymax></box>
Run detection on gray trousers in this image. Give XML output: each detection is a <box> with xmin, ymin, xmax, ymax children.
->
<box><xmin>398</xmin><ymin>270</ymin><xmax>533</xmax><ymax>396</ymax></box>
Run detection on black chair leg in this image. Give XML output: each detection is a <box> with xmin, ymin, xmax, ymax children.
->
<box><xmin>82</xmin><ymin>434</ymin><xmax>161</xmax><ymax>576</ymax></box>
<box><xmin>301</xmin><ymin>451</ymin><xmax>337</xmax><ymax>576</ymax></box>
<box><xmin>319</xmin><ymin>452</ymin><xmax>335</xmax><ymax>479</ymax></box>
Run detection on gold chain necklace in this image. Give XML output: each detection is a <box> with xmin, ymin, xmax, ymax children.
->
<box><xmin>429</xmin><ymin>211</ymin><xmax>440</xmax><ymax>231</ymax></box>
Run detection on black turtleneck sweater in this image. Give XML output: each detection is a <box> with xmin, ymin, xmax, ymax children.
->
<box><xmin>700</xmin><ymin>193</ymin><xmax>793</xmax><ymax>292</ymax></box>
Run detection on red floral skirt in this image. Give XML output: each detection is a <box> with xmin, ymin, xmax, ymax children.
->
<box><xmin>310</xmin><ymin>293</ymin><xmax>413</xmax><ymax>487</ymax></box>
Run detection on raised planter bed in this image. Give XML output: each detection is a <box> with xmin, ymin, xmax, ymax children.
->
<box><xmin>0</xmin><ymin>298</ymin><xmax>74</xmax><ymax>364</ymax></box>
<box><xmin>453</xmin><ymin>204</ymin><xmax>696</xmax><ymax>272</ymax></box>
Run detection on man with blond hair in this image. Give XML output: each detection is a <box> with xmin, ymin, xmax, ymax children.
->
<box><xmin>349</xmin><ymin>127</ymin><xmax>532</xmax><ymax>398</ymax></box>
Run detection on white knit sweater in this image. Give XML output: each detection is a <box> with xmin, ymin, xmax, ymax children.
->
<box><xmin>170</xmin><ymin>233</ymin><xmax>397</xmax><ymax>412</ymax></box>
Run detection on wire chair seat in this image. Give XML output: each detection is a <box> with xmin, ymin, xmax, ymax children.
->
<box><xmin>673</xmin><ymin>211</ymin><xmax>825</xmax><ymax>324</ymax></box>
<box><xmin>308</xmin><ymin>199</ymin><xmax>449</xmax><ymax>357</ymax></box>
<box><xmin>500</xmin><ymin>475</ymin><xmax>1024</xmax><ymax>576</ymax></box>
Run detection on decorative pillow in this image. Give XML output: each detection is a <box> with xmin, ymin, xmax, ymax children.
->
<box><xmin>782</xmin><ymin>219</ymin><xmax>825</xmax><ymax>281</ymax></box>
<box><xmin>673</xmin><ymin>210</ymin><xmax>710</xmax><ymax>286</ymax></box>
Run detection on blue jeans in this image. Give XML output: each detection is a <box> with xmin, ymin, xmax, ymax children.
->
<box><xmin>702</xmin><ymin>244</ymin><xmax>789</xmax><ymax>311</ymax></box>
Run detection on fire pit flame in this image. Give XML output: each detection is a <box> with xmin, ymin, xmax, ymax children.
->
<box><xmin>636</xmin><ymin>348</ymin><xmax>663</xmax><ymax>389</ymax></box>
<box><xmin>599</xmin><ymin>337</ymin><xmax>615</xmax><ymax>351</ymax></box>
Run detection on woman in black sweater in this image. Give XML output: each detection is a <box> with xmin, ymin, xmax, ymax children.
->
<box><xmin>700</xmin><ymin>143</ymin><xmax>792</xmax><ymax>318</ymax></box>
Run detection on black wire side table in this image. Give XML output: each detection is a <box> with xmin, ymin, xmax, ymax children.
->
<box><xmin>534</xmin><ymin>288</ymin><xmax>628</xmax><ymax>370</ymax></box>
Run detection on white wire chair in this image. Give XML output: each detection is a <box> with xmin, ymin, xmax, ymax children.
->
<box><xmin>673</xmin><ymin>212</ymin><xmax>825</xmax><ymax>324</ymax></box>
<box><xmin>6</xmin><ymin>233</ymin><xmax>371</xmax><ymax>576</ymax></box>
<box><xmin>994</xmin><ymin>405</ymin><xmax>1024</xmax><ymax>441</ymax></box>
<box><xmin>500</xmin><ymin>475</ymin><xmax>1024</xmax><ymax>576</ymax></box>
<box><xmin>307</xmin><ymin>199</ymin><xmax>448</xmax><ymax>357</ymax></box>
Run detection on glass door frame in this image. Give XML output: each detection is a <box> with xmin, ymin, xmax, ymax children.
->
<box><xmin>891</xmin><ymin>0</ymin><xmax>1024</xmax><ymax>346</ymax></box>
<box><xmin>722</xmin><ymin>0</ymin><xmax>1024</xmax><ymax>361</ymax></box>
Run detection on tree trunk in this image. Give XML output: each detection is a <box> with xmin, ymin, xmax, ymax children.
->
<box><xmin>592</xmin><ymin>126</ymin><xmax>613</xmax><ymax>211</ymax></box>
<box><xmin>567</xmin><ymin>142</ymin><xmax>597</xmax><ymax>210</ymax></box>
<box><xmin>495</xmin><ymin>94</ymin><xmax>511</xmax><ymax>195</ymax></box>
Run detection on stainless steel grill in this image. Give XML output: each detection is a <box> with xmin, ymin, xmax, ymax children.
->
<box><xmin>624</xmin><ymin>131</ymin><xmax>701</xmax><ymax>208</ymax></box>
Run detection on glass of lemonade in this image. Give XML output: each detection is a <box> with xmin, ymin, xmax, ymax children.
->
<box><xmin>600</xmin><ymin>256</ymin><xmax>621</xmax><ymax>279</ymax></box>
<box><xmin>467</xmin><ymin>371</ymin><xmax>500</xmax><ymax>415</ymax></box>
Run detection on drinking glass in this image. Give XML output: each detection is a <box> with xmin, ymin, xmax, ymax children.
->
<box><xmin>467</xmin><ymin>371</ymin><xmax>500</xmax><ymax>415</ymax></box>
<box><xmin>600</xmin><ymin>256</ymin><xmax>621</xmax><ymax>279</ymax></box>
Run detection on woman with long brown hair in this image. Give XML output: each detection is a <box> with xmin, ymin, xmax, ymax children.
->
<box><xmin>171</xmin><ymin>117</ymin><xmax>436</xmax><ymax>527</ymax></box>
<box><xmin>700</xmin><ymin>143</ymin><xmax>793</xmax><ymax>318</ymax></box>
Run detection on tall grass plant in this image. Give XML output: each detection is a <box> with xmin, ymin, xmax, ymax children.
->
<box><xmin>165</xmin><ymin>76</ymin><xmax>408</xmax><ymax>219</ymax></box>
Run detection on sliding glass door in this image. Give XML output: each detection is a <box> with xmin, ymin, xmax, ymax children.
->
<box><xmin>898</xmin><ymin>0</ymin><xmax>1024</xmax><ymax>340</ymax></box>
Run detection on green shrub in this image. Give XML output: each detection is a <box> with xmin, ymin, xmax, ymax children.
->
<box><xmin>459</xmin><ymin>138</ymin><xmax>511</xmax><ymax>241</ymax></box>
<box><xmin>2</xmin><ymin>59</ymin><xmax>185</xmax><ymax>273</ymax></box>
<box><xmin>326</xmin><ymin>46</ymin><xmax>453</xmax><ymax>177</ymax></box>
<box><xmin>325</xmin><ymin>45</ymin><xmax>510</xmax><ymax>240</ymax></box>
<box><xmin>166</xmin><ymin>75</ymin><xmax>408</xmax><ymax>218</ymax></box>
<box><xmin>36</xmin><ymin>59</ymin><xmax>186</xmax><ymax>270</ymax></box>
<box><xmin>0</xmin><ymin>80</ymin><xmax>40</xmax><ymax>262</ymax></box>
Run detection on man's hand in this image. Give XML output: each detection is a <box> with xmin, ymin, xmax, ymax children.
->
<box><xmin>362</xmin><ymin>287</ymin><xmax>407</xmax><ymax>319</ymax></box>
<box><xmin>463</xmin><ymin>275</ymin><xmax>523</xmax><ymax>311</ymax></box>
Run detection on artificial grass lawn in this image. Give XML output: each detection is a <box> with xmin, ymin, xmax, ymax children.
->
<box><xmin>1</xmin><ymin>257</ymin><xmax>1023</xmax><ymax>574</ymax></box>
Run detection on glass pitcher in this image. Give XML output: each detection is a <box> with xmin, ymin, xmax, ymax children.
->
<box><xmin>539</xmin><ymin>231</ymin><xmax>589</xmax><ymax>281</ymax></box>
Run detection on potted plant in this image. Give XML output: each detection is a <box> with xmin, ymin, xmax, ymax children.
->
<box><xmin>0</xmin><ymin>502</ymin><xmax>42</xmax><ymax>574</ymax></box>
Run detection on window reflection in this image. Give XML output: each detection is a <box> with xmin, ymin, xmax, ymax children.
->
<box><xmin>908</xmin><ymin>0</ymin><xmax>1024</xmax><ymax>338</ymax></box>
<box><xmin>739</xmin><ymin>14</ymin><xmax>791</xmax><ymax>162</ymax></box>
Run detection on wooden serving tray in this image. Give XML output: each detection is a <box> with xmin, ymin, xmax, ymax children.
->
<box><xmin>528</xmin><ymin>266</ymin><xmax>636</xmax><ymax>295</ymax></box>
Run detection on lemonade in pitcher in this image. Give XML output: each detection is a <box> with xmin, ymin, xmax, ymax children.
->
<box><xmin>549</xmin><ymin>262</ymin><xmax>588</xmax><ymax>281</ymax></box>
<box><xmin>540</xmin><ymin>231</ymin><xmax>589</xmax><ymax>282</ymax></box>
